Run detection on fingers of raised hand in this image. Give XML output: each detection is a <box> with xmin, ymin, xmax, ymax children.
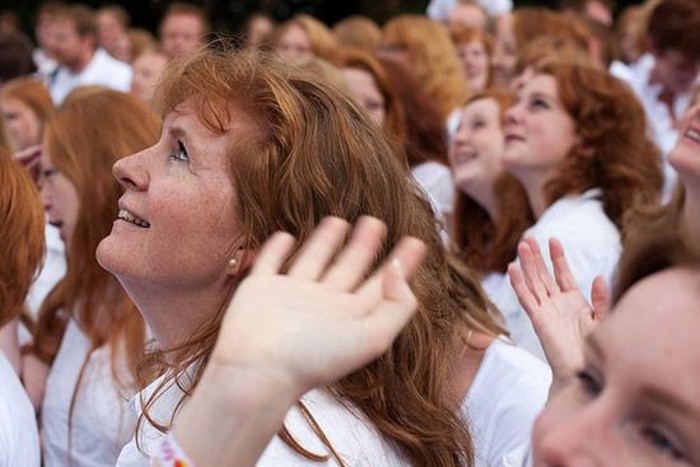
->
<box><xmin>525</xmin><ymin>237</ymin><xmax>559</xmax><ymax>296</ymax></box>
<box><xmin>321</xmin><ymin>216</ymin><xmax>387</xmax><ymax>292</ymax></box>
<box><xmin>508</xmin><ymin>262</ymin><xmax>541</xmax><ymax>321</ymax></box>
<box><xmin>549</xmin><ymin>238</ymin><xmax>578</xmax><ymax>292</ymax></box>
<box><xmin>287</xmin><ymin>217</ymin><xmax>351</xmax><ymax>281</ymax></box>
<box><xmin>251</xmin><ymin>232</ymin><xmax>297</xmax><ymax>276</ymax></box>
<box><xmin>518</xmin><ymin>240</ymin><xmax>551</xmax><ymax>302</ymax></box>
<box><xmin>354</xmin><ymin>236</ymin><xmax>426</xmax><ymax>312</ymax></box>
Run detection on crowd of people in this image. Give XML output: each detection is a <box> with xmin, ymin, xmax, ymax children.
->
<box><xmin>0</xmin><ymin>0</ymin><xmax>699</xmax><ymax>466</ymax></box>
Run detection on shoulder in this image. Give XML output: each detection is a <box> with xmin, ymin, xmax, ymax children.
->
<box><xmin>528</xmin><ymin>192</ymin><xmax>619</xmax><ymax>248</ymax></box>
<box><xmin>469</xmin><ymin>340</ymin><xmax>551</xmax><ymax>405</ymax></box>
<box><xmin>257</xmin><ymin>388</ymin><xmax>407</xmax><ymax>466</ymax></box>
<box><xmin>465</xmin><ymin>340</ymin><xmax>550</xmax><ymax>466</ymax></box>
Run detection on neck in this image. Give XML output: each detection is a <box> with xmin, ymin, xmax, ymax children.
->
<box><xmin>122</xmin><ymin>279</ymin><xmax>234</xmax><ymax>353</ymax></box>
<box><xmin>521</xmin><ymin>176</ymin><xmax>550</xmax><ymax>219</ymax></box>
<box><xmin>466</xmin><ymin>182</ymin><xmax>499</xmax><ymax>223</ymax></box>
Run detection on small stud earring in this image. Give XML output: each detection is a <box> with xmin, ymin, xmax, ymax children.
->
<box><xmin>228</xmin><ymin>258</ymin><xmax>238</xmax><ymax>268</ymax></box>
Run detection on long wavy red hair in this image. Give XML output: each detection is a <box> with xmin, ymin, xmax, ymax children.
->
<box><xmin>33</xmin><ymin>90</ymin><xmax>159</xmax><ymax>386</ymax></box>
<box><xmin>138</xmin><ymin>46</ymin><xmax>507</xmax><ymax>466</ymax></box>
<box><xmin>0</xmin><ymin>150</ymin><xmax>45</xmax><ymax>327</ymax></box>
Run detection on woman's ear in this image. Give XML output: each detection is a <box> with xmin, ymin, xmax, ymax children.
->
<box><xmin>225</xmin><ymin>248</ymin><xmax>257</xmax><ymax>276</ymax></box>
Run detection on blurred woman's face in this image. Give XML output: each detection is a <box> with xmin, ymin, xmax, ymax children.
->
<box><xmin>492</xmin><ymin>13</ymin><xmax>517</xmax><ymax>88</ymax></box>
<box><xmin>457</xmin><ymin>40</ymin><xmax>490</xmax><ymax>93</ymax></box>
<box><xmin>276</xmin><ymin>24</ymin><xmax>313</xmax><ymax>64</ymax></box>
<box><xmin>0</xmin><ymin>96</ymin><xmax>42</xmax><ymax>151</ymax></box>
<box><xmin>669</xmin><ymin>103</ymin><xmax>700</xmax><ymax>186</ymax></box>
<box><xmin>533</xmin><ymin>268</ymin><xmax>700</xmax><ymax>466</ymax></box>
<box><xmin>39</xmin><ymin>149</ymin><xmax>79</xmax><ymax>244</ymax></box>
<box><xmin>341</xmin><ymin>67</ymin><xmax>386</xmax><ymax>126</ymax></box>
<box><xmin>449</xmin><ymin>98</ymin><xmax>505</xmax><ymax>204</ymax></box>
<box><xmin>130</xmin><ymin>51</ymin><xmax>169</xmax><ymax>103</ymax></box>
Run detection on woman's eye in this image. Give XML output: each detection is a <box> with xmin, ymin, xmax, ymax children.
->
<box><xmin>575</xmin><ymin>370</ymin><xmax>602</xmax><ymax>396</ymax></box>
<box><xmin>530</xmin><ymin>98</ymin><xmax>549</xmax><ymax>110</ymax></box>
<box><xmin>642</xmin><ymin>426</ymin><xmax>686</xmax><ymax>462</ymax></box>
<box><xmin>169</xmin><ymin>141</ymin><xmax>189</xmax><ymax>162</ymax></box>
<box><xmin>471</xmin><ymin>119</ymin><xmax>486</xmax><ymax>130</ymax></box>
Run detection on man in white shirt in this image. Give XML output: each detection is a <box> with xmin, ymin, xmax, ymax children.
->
<box><xmin>610</xmin><ymin>0</ymin><xmax>700</xmax><ymax>199</ymax></box>
<box><xmin>47</xmin><ymin>4</ymin><xmax>131</xmax><ymax>105</ymax></box>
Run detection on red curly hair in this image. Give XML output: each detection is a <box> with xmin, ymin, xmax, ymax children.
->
<box><xmin>538</xmin><ymin>63</ymin><xmax>663</xmax><ymax>233</ymax></box>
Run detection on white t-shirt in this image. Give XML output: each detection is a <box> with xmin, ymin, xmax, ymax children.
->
<box><xmin>25</xmin><ymin>222</ymin><xmax>66</xmax><ymax>320</ymax></box>
<box><xmin>42</xmin><ymin>320</ymin><xmax>136</xmax><ymax>467</ymax></box>
<box><xmin>116</xmin><ymin>373</ymin><xmax>407</xmax><ymax>466</ymax></box>
<box><xmin>49</xmin><ymin>48</ymin><xmax>132</xmax><ymax>105</ymax></box>
<box><xmin>411</xmin><ymin>161</ymin><xmax>455</xmax><ymax>226</ymax></box>
<box><xmin>426</xmin><ymin>0</ymin><xmax>513</xmax><ymax>20</ymax></box>
<box><xmin>465</xmin><ymin>339</ymin><xmax>550</xmax><ymax>467</ymax></box>
<box><xmin>0</xmin><ymin>352</ymin><xmax>40</xmax><ymax>467</ymax></box>
<box><xmin>485</xmin><ymin>189</ymin><xmax>621</xmax><ymax>361</ymax></box>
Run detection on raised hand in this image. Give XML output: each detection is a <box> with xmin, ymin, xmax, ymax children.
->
<box><xmin>171</xmin><ymin>217</ymin><xmax>426</xmax><ymax>467</ymax></box>
<box><xmin>508</xmin><ymin>237</ymin><xmax>608</xmax><ymax>395</ymax></box>
<box><xmin>211</xmin><ymin>215</ymin><xmax>427</xmax><ymax>396</ymax></box>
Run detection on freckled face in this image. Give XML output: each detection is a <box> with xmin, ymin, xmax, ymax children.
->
<box><xmin>96</xmin><ymin>103</ymin><xmax>243</xmax><ymax>293</ymax></box>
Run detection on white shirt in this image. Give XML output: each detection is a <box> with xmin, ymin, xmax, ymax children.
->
<box><xmin>610</xmin><ymin>54</ymin><xmax>698</xmax><ymax>201</ymax></box>
<box><xmin>485</xmin><ymin>189</ymin><xmax>621</xmax><ymax>361</ymax></box>
<box><xmin>49</xmin><ymin>48</ymin><xmax>132</xmax><ymax>105</ymax></box>
<box><xmin>426</xmin><ymin>0</ymin><xmax>513</xmax><ymax>20</ymax></box>
<box><xmin>411</xmin><ymin>161</ymin><xmax>455</xmax><ymax>226</ymax></box>
<box><xmin>117</xmin><ymin>375</ymin><xmax>407</xmax><ymax>466</ymax></box>
<box><xmin>42</xmin><ymin>320</ymin><xmax>136</xmax><ymax>467</ymax></box>
<box><xmin>0</xmin><ymin>352</ymin><xmax>40</xmax><ymax>467</ymax></box>
<box><xmin>25</xmin><ymin>222</ymin><xmax>66</xmax><ymax>320</ymax></box>
<box><xmin>465</xmin><ymin>339</ymin><xmax>550</xmax><ymax>467</ymax></box>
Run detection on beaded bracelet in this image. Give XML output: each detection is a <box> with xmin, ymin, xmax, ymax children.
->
<box><xmin>159</xmin><ymin>431</ymin><xmax>196</xmax><ymax>467</ymax></box>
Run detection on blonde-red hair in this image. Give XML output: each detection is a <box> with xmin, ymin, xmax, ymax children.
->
<box><xmin>0</xmin><ymin>151</ymin><xmax>45</xmax><ymax>328</ymax></box>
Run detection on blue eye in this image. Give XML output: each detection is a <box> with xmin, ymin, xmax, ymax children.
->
<box><xmin>169</xmin><ymin>141</ymin><xmax>188</xmax><ymax>162</ymax></box>
<box><xmin>575</xmin><ymin>370</ymin><xmax>602</xmax><ymax>396</ymax></box>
